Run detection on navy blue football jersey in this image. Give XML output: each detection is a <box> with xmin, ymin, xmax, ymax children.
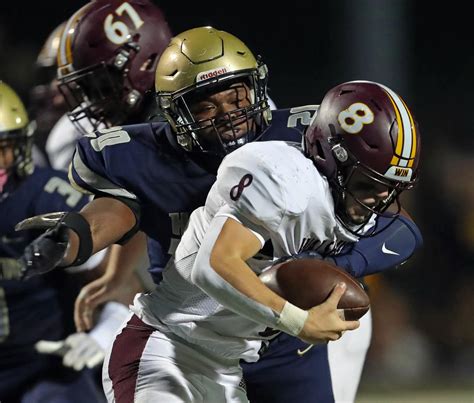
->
<box><xmin>70</xmin><ymin>106</ymin><xmax>319</xmax><ymax>282</ymax></box>
<box><xmin>0</xmin><ymin>167</ymin><xmax>91</xmax><ymax>390</ymax></box>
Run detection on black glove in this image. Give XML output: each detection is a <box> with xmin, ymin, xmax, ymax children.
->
<box><xmin>14</xmin><ymin>212</ymin><xmax>71</xmax><ymax>281</ymax></box>
<box><xmin>19</xmin><ymin>225</ymin><xmax>69</xmax><ymax>280</ymax></box>
<box><xmin>16</xmin><ymin>211</ymin><xmax>93</xmax><ymax>281</ymax></box>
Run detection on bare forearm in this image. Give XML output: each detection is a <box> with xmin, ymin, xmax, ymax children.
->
<box><xmin>62</xmin><ymin>198</ymin><xmax>137</xmax><ymax>266</ymax></box>
<box><xmin>105</xmin><ymin>231</ymin><xmax>148</xmax><ymax>279</ymax></box>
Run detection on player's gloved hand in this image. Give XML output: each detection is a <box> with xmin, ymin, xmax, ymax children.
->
<box><xmin>298</xmin><ymin>283</ymin><xmax>360</xmax><ymax>345</ymax></box>
<box><xmin>19</xmin><ymin>226</ymin><xmax>69</xmax><ymax>280</ymax></box>
<box><xmin>15</xmin><ymin>211</ymin><xmax>93</xmax><ymax>281</ymax></box>
<box><xmin>35</xmin><ymin>332</ymin><xmax>105</xmax><ymax>371</ymax></box>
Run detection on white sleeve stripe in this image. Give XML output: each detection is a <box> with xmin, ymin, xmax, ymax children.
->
<box><xmin>216</xmin><ymin>213</ymin><xmax>266</xmax><ymax>248</ymax></box>
<box><xmin>72</xmin><ymin>151</ymin><xmax>138</xmax><ymax>200</ymax></box>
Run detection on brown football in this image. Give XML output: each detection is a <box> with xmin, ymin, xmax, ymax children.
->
<box><xmin>259</xmin><ymin>258</ymin><xmax>370</xmax><ymax>320</ymax></box>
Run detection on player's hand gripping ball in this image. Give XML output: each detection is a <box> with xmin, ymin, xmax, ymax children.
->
<box><xmin>260</xmin><ymin>258</ymin><xmax>370</xmax><ymax>320</ymax></box>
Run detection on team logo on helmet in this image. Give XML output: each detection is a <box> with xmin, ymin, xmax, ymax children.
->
<box><xmin>196</xmin><ymin>67</ymin><xmax>228</xmax><ymax>82</ymax></box>
<box><xmin>385</xmin><ymin>166</ymin><xmax>413</xmax><ymax>181</ymax></box>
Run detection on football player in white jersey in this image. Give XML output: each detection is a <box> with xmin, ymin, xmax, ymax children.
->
<box><xmin>101</xmin><ymin>80</ymin><xmax>421</xmax><ymax>402</ymax></box>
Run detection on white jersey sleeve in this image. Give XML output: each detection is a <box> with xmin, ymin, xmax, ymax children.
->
<box><xmin>214</xmin><ymin>141</ymin><xmax>312</xmax><ymax>245</ymax></box>
<box><xmin>191</xmin><ymin>215</ymin><xmax>281</xmax><ymax>331</ymax></box>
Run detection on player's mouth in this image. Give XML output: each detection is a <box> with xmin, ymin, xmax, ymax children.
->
<box><xmin>219</xmin><ymin>126</ymin><xmax>246</xmax><ymax>140</ymax></box>
<box><xmin>345</xmin><ymin>204</ymin><xmax>372</xmax><ymax>224</ymax></box>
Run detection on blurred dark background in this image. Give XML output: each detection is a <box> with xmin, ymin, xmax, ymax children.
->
<box><xmin>1</xmin><ymin>0</ymin><xmax>473</xmax><ymax>399</ymax></box>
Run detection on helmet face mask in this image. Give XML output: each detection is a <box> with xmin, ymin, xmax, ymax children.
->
<box><xmin>0</xmin><ymin>82</ymin><xmax>35</xmax><ymax>194</ymax></box>
<box><xmin>0</xmin><ymin>132</ymin><xmax>33</xmax><ymax>174</ymax></box>
<box><xmin>163</xmin><ymin>71</ymin><xmax>269</xmax><ymax>155</ymax></box>
<box><xmin>155</xmin><ymin>27</ymin><xmax>271</xmax><ymax>157</ymax></box>
<box><xmin>304</xmin><ymin>80</ymin><xmax>421</xmax><ymax>236</ymax></box>
<box><xmin>59</xmin><ymin>60</ymin><xmax>128</xmax><ymax>133</ymax></box>
<box><xmin>334</xmin><ymin>162</ymin><xmax>403</xmax><ymax>229</ymax></box>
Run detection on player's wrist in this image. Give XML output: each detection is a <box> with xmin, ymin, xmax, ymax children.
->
<box><xmin>276</xmin><ymin>301</ymin><xmax>308</xmax><ymax>336</ymax></box>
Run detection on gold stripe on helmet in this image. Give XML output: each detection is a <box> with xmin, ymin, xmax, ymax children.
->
<box><xmin>58</xmin><ymin>4</ymin><xmax>91</xmax><ymax>72</ymax></box>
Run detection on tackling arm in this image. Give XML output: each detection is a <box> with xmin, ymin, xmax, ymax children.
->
<box><xmin>329</xmin><ymin>214</ymin><xmax>423</xmax><ymax>278</ymax></box>
<box><xmin>17</xmin><ymin>197</ymin><xmax>138</xmax><ymax>280</ymax></box>
<box><xmin>62</xmin><ymin>197</ymin><xmax>137</xmax><ymax>265</ymax></box>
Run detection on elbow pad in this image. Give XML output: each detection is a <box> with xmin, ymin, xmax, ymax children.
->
<box><xmin>329</xmin><ymin>215</ymin><xmax>423</xmax><ymax>278</ymax></box>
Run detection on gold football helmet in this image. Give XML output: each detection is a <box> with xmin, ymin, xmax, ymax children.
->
<box><xmin>155</xmin><ymin>26</ymin><xmax>271</xmax><ymax>154</ymax></box>
<box><xmin>0</xmin><ymin>81</ymin><xmax>34</xmax><ymax>179</ymax></box>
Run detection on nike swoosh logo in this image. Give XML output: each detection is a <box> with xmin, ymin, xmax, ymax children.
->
<box><xmin>296</xmin><ymin>344</ymin><xmax>315</xmax><ymax>357</ymax></box>
<box><xmin>382</xmin><ymin>242</ymin><xmax>400</xmax><ymax>256</ymax></box>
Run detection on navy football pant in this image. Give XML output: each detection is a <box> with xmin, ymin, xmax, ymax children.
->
<box><xmin>243</xmin><ymin>310</ymin><xmax>372</xmax><ymax>403</ymax></box>
<box><xmin>242</xmin><ymin>334</ymin><xmax>334</xmax><ymax>403</ymax></box>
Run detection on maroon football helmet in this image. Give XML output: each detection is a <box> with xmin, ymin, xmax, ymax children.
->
<box><xmin>305</xmin><ymin>80</ymin><xmax>421</xmax><ymax>231</ymax></box>
<box><xmin>57</xmin><ymin>0</ymin><xmax>172</xmax><ymax>133</ymax></box>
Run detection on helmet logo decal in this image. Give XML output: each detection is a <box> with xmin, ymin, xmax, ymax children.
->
<box><xmin>332</xmin><ymin>144</ymin><xmax>349</xmax><ymax>163</ymax></box>
<box><xmin>384</xmin><ymin>166</ymin><xmax>413</xmax><ymax>182</ymax></box>
<box><xmin>337</xmin><ymin>102</ymin><xmax>374</xmax><ymax>134</ymax></box>
<box><xmin>196</xmin><ymin>67</ymin><xmax>228</xmax><ymax>82</ymax></box>
<box><xmin>104</xmin><ymin>2</ymin><xmax>144</xmax><ymax>45</ymax></box>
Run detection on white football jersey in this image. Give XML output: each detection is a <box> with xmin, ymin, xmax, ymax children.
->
<box><xmin>132</xmin><ymin>141</ymin><xmax>369</xmax><ymax>362</ymax></box>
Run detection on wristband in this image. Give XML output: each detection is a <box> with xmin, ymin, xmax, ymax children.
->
<box><xmin>276</xmin><ymin>301</ymin><xmax>308</xmax><ymax>336</ymax></box>
<box><xmin>61</xmin><ymin>212</ymin><xmax>93</xmax><ymax>267</ymax></box>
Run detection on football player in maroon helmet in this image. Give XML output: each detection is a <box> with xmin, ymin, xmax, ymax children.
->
<box><xmin>57</xmin><ymin>0</ymin><xmax>172</xmax><ymax>133</ymax></box>
<box><xmin>305</xmin><ymin>80</ymin><xmax>421</xmax><ymax>234</ymax></box>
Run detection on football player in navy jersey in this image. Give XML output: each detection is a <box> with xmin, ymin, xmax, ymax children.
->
<box><xmin>19</xmin><ymin>25</ymin><xmax>423</xmax><ymax>403</ymax></box>
<box><xmin>0</xmin><ymin>81</ymin><xmax>106</xmax><ymax>402</ymax></box>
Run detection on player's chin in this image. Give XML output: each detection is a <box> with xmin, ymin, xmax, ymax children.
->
<box><xmin>219</xmin><ymin>125</ymin><xmax>247</xmax><ymax>139</ymax></box>
<box><xmin>346</xmin><ymin>209</ymin><xmax>371</xmax><ymax>225</ymax></box>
